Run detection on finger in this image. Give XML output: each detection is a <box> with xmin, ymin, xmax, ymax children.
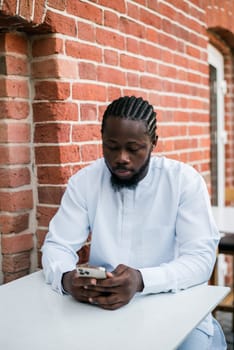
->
<box><xmin>89</xmin><ymin>294</ymin><xmax>128</xmax><ymax>310</ymax></box>
<box><xmin>73</xmin><ymin>288</ymin><xmax>104</xmax><ymax>303</ymax></box>
<box><xmin>72</xmin><ymin>277</ymin><xmax>97</xmax><ymax>288</ymax></box>
<box><xmin>89</xmin><ymin>292</ymin><xmax>123</xmax><ymax>307</ymax></box>
<box><xmin>111</xmin><ymin>264</ymin><xmax>128</xmax><ymax>276</ymax></box>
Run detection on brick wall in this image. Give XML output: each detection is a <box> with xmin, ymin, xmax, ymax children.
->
<box><xmin>0</xmin><ymin>0</ymin><xmax>234</xmax><ymax>283</ymax></box>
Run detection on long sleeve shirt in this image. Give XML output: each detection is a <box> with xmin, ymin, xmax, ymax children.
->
<box><xmin>42</xmin><ymin>156</ymin><xmax>219</xmax><ymax>335</ymax></box>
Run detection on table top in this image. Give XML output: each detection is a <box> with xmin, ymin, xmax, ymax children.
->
<box><xmin>212</xmin><ymin>206</ymin><xmax>234</xmax><ymax>234</ymax></box>
<box><xmin>0</xmin><ymin>271</ymin><xmax>229</xmax><ymax>350</ymax></box>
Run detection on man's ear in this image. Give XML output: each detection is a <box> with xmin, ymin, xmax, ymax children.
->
<box><xmin>152</xmin><ymin>135</ymin><xmax>158</xmax><ymax>148</ymax></box>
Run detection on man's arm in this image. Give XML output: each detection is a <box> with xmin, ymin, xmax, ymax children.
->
<box><xmin>41</xmin><ymin>175</ymin><xmax>90</xmax><ymax>294</ymax></box>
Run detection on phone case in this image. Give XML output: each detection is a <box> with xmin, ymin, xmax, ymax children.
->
<box><xmin>77</xmin><ymin>266</ymin><xmax>107</xmax><ymax>279</ymax></box>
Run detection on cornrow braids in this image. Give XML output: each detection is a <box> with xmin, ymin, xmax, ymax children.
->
<box><xmin>101</xmin><ymin>96</ymin><xmax>157</xmax><ymax>144</ymax></box>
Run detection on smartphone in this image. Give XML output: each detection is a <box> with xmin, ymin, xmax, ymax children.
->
<box><xmin>77</xmin><ymin>266</ymin><xmax>107</xmax><ymax>279</ymax></box>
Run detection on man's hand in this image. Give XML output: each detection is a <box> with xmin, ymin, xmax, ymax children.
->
<box><xmin>62</xmin><ymin>264</ymin><xmax>144</xmax><ymax>310</ymax></box>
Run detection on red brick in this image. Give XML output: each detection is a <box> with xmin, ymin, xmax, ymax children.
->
<box><xmin>34</xmin><ymin>123</ymin><xmax>71</xmax><ymax>143</ymax></box>
<box><xmin>66</xmin><ymin>41</ymin><xmax>102</xmax><ymax>62</ymax></box>
<box><xmin>127</xmin><ymin>72</ymin><xmax>139</xmax><ymax>87</ymax></box>
<box><xmin>107</xmin><ymin>86</ymin><xmax>122</xmax><ymax>102</ymax></box>
<box><xmin>174</xmin><ymin>139</ymin><xmax>198</xmax><ymax>151</ymax></box>
<box><xmin>140</xmin><ymin>7</ymin><xmax>161</xmax><ymax>28</ymax></box>
<box><xmin>98</xmin><ymin>0</ymin><xmax>126</xmax><ymax>13</ymax></box>
<box><xmin>199</xmin><ymin>137</ymin><xmax>210</xmax><ymax>148</ymax></box>
<box><xmin>80</xmin><ymin>104</ymin><xmax>97</xmax><ymax>121</ymax></box>
<box><xmin>0</xmin><ymin>145</ymin><xmax>30</xmax><ymax>165</ymax></box>
<box><xmin>145</xmin><ymin>61</ymin><xmax>158</xmax><ymax>74</ymax></box>
<box><xmin>0</xmin><ymin>101</ymin><xmax>29</xmax><ymax>120</ymax></box>
<box><xmin>2</xmin><ymin>252</ymin><xmax>31</xmax><ymax>273</ymax></box>
<box><xmin>35</xmin><ymin>145</ymin><xmax>80</xmax><ymax>164</ymax></box>
<box><xmin>1</xmin><ymin>233</ymin><xmax>33</xmax><ymax>254</ymax></box>
<box><xmin>158</xmin><ymin>63</ymin><xmax>177</xmax><ymax>79</ymax></box>
<box><xmin>37</xmin><ymin>166</ymin><xmax>72</xmax><ymax>185</ymax></box>
<box><xmin>32</xmin><ymin>59</ymin><xmax>78</xmax><ymax>79</ymax></box>
<box><xmin>188</xmin><ymin>125</ymin><xmax>207</xmax><ymax>136</ymax></box>
<box><xmin>96</xmin><ymin>28</ymin><xmax>125</xmax><ymax>50</ymax></box>
<box><xmin>190</xmin><ymin>112</ymin><xmax>209</xmax><ymax>123</ymax></box>
<box><xmin>139</xmin><ymin>42</ymin><xmax>160</xmax><ymax>58</ymax></box>
<box><xmin>33</xmin><ymin>102</ymin><xmax>78</xmax><ymax>122</ymax></box>
<box><xmin>158</xmin><ymin>2</ymin><xmax>178</xmax><ymax>21</ymax></box>
<box><xmin>123</xmin><ymin>89</ymin><xmax>148</xmax><ymax>100</ymax></box>
<box><xmin>97</xmin><ymin>66</ymin><xmax>125</xmax><ymax>85</ymax></box>
<box><xmin>32</xmin><ymin>37</ymin><xmax>64</xmax><ymax>57</ymax></box>
<box><xmin>158</xmin><ymin>95</ymin><xmax>178</xmax><ymax>108</ymax></box>
<box><xmin>34</xmin><ymin>81</ymin><xmax>70</xmax><ymax>100</ymax></box>
<box><xmin>19</xmin><ymin>0</ymin><xmax>33</xmax><ymax>21</ymax></box>
<box><xmin>104</xmin><ymin>49</ymin><xmax>118</xmax><ymax>66</ymax></box>
<box><xmin>77</xmin><ymin>22</ymin><xmax>95</xmax><ymax>42</ymax></box>
<box><xmin>127</xmin><ymin>38</ymin><xmax>139</xmax><ymax>55</ymax></box>
<box><xmin>146</xmin><ymin>28</ymin><xmax>159</xmax><ymax>43</ymax></box>
<box><xmin>72</xmin><ymin>83</ymin><xmax>106</xmax><ymax>101</ymax></box>
<box><xmin>0</xmin><ymin>167</ymin><xmax>30</xmax><ymax>188</ymax></box>
<box><xmin>0</xmin><ymin>213</ymin><xmax>29</xmax><ymax>234</ymax></box>
<box><xmin>80</xmin><ymin>144</ymin><xmax>99</xmax><ymax>162</ymax></box>
<box><xmin>33</xmin><ymin>0</ymin><xmax>47</xmax><ymax>24</ymax></box>
<box><xmin>0</xmin><ymin>190</ymin><xmax>33</xmax><ymax>212</ymax></box>
<box><xmin>3</xmin><ymin>55</ymin><xmax>28</xmax><ymax>76</ymax></box>
<box><xmin>72</xmin><ymin>124</ymin><xmax>100</xmax><ymax>142</ymax></box>
<box><xmin>78</xmin><ymin>244</ymin><xmax>90</xmax><ymax>265</ymax></box>
<box><xmin>147</xmin><ymin>0</ymin><xmax>159</xmax><ymax>12</ymax></box>
<box><xmin>119</xmin><ymin>17</ymin><xmax>145</xmax><ymax>38</ymax></box>
<box><xmin>104</xmin><ymin>10</ymin><xmax>119</xmax><ymax>29</ymax></box>
<box><xmin>160</xmin><ymin>124</ymin><xmax>187</xmax><ymax>138</ymax></box>
<box><xmin>47</xmin><ymin>0</ymin><xmax>66</xmax><ymax>11</ymax></box>
<box><xmin>1</xmin><ymin>0</ymin><xmax>17</xmax><ymax>16</ymax></box>
<box><xmin>127</xmin><ymin>2</ymin><xmax>140</xmax><ymax>20</ymax></box>
<box><xmin>37</xmin><ymin>205</ymin><xmax>58</xmax><ymax>227</ymax></box>
<box><xmin>0</xmin><ymin>122</ymin><xmax>30</xmax><ymax>143</ymax></box>
<box><xmin>4</xmin><ymin>270</ymin><xmax>29</xmax><ymax>283</ymax></box>
<box><xmin>120</xmin><ymin>54</ymin><xmax>145</xmax><ymax>72</ymax></box>
<box><xmin>67</xmin><ymin>0</ymin><xmax>102</xmax><ymax>24</ymax></box>
<box><xmin>0</xmin><ymin>78</ymin><xmax>29</xmax><ymax>98</ymax></box>
<box><xmin>98</xmin><ymin>104</ymin><xmax>109</xmax><ymax>123</ymax></box>
<box><xmin>140</xmin><ymin>75</ymin><xmax>161</xmax><ymax>90</ymax></box>
<box><xmin>38</xmin><ymin>186</ymin><xmax>65</xmax><ymax>205</ymax></box>
<box><xmin>36</xmin><ymin>229</ymin><xmax>48</xmax><ymax>249</ymax></box>
<box><xmin>79</xmin><ymin>62</ymin><xmax>97</xmax><ymax>80</ymax></box>
<box><xmin>71</xmin><ymin>164</ymin><xmax>86</xmax><ymax>175</ymax></box>
<box><xmin>45</xmin><ymin>10</ymin><xmax>77</xmax><ymax>36</ymax></box>
<box><xmin>3</xmin><ymin>32</ymin><xmax>28</xmax><ymax>54</ymax></box>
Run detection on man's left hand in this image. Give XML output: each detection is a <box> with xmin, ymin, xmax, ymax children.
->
<box><xmin>84</xmin><ymin>264</ymin><xmax>144</xmax><ymax>310</ymax></box>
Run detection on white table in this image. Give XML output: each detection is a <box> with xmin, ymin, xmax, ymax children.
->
<box><xmin>0</xmin><ymin>271</ymin><xmax>229</xmax><ymax>350</ymax></box>
<box><xmin>212</xmin><ymin>206</ymin><xmax>234</xmax><ymax>234</ymax></box>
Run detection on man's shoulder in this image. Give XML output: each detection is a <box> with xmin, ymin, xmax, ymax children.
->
<box><xmin>151</xmin><ymin>156</ymin><xmax>199</xmax><ymax>177</ymax></box>
<box><xmin>72</xmin><ymin>158</ymin><xmax>106</xmax><ymax>180</ymax></box>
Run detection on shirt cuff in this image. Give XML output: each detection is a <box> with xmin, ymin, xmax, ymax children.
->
<box><xmin>139</xmin><ymin>266</ymin><xmax>177</xmax><ymax>295</ymax></box>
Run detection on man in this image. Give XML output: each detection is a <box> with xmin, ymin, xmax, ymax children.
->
<box><xmin>42</xmin><ymin>96</ymin><xmax>226</xmax><ymax>349</ymax></box>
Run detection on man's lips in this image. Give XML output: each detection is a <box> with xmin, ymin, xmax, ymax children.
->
<box><xmin>113</xmin><ymin>168</ymin><xmax>133</xmax><ymax>178</ymax></box>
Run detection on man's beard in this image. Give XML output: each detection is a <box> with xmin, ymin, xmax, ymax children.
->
<box><xmin>109</xmin><ymin>154</ymin><xmax>151</xmax><ymax>191</ymax></box>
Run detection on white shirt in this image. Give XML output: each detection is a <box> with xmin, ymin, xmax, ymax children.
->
<box><xmin>42</xmin><ymin>156</ymin><xmax>219</xmax><ymax>335</ymax></box>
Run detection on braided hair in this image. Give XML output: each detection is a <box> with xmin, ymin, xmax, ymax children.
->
<box><xmin>101</xmin><ymin>96</ymin><xmax>157</xmax><ymax>144</ymax></box>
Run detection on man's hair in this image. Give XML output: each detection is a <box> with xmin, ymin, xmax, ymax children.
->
<box><xmin>101</xmin><ymin>96</ymin><xmax>157</xmax><ymax>143</ymax></box>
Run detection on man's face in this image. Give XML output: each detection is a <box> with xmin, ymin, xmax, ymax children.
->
<box><xmin>102</xmin><ymin>117</ymin><xmax>154</xmax><ymax>190</ymax></box>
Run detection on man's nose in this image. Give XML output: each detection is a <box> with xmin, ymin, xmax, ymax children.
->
<box><xmin>116</xmin><ymin>149</ymin><xmax>130</xmax><ymax>163</ymax></box>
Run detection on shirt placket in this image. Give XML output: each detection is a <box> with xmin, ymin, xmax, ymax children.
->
<box><xmin>120</xmin><ymin>189</ymin><xmax>134</xmax><ymax>264</ymax></box>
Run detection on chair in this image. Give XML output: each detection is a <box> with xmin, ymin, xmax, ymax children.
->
<box><xmin>212</xmin><ymin>187</ymin><xmax>234</xmax><ymax>331</ymax></box>
<box><xmin>214</xmin><ymin>234</ymin><xmax>234</xmax><ymax>331</ymax></box>
<box><xmin>225</xmin><ymin>187</ymin><xmax>234</xmax><ymax>204</ymax></box>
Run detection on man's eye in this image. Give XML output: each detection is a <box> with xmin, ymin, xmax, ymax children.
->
<box><xmin>104</xmin><ymin>144</ymin><xmax>119</xmax><ymax>151</ymax></box>
<box><xmin>127</xmin><ymin>146</ymin><xmax>142</xmax><ymax>152</ymax></box>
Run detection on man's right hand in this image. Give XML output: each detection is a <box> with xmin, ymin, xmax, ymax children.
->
<box><xmin>62</xmin><ymin>270</ymin><xmax>110</xmax><ymax>304</ymax></box>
